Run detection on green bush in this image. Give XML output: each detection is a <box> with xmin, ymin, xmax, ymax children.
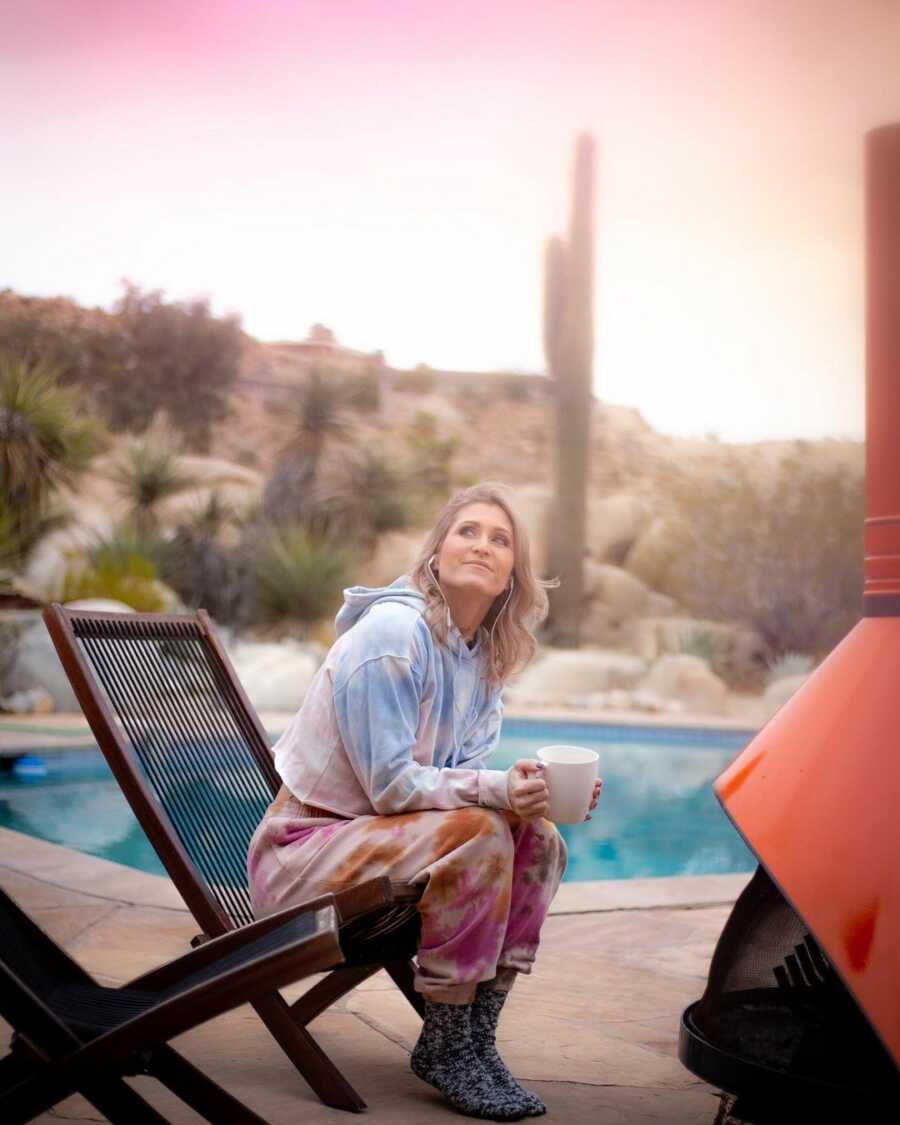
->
<box><xmin>254</xmin><ymin>525</ymin><xmax>348</xmax><ymax>626</ymax></box>
<box><xmin>61</xmin><ymin>538</ymin><xmax>168</xmax><ymax>612</ymax></box>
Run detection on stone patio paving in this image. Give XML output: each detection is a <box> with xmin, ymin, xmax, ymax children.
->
<box><xmin>0</xmin><ymin>824</ymin><xmax>747</xmax><ymax>1124</ymax></box>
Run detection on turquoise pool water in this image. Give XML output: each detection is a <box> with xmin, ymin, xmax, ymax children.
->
<box><xmin>0</xmin><ymin>718</ymin><xmax>756</xmax><ymax>882</ymax></box>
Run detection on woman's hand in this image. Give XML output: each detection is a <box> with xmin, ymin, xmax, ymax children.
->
<box><xmin>507</xmin><ymin>758</ymin><xmax>550</xmax><ymax>820</ymax></box>
<box><xmin>585</xmin><ymin>778</ymin><xmax>604</xmax><ymax>820</ymax></box>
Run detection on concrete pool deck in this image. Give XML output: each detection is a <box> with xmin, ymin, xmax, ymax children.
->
<box><xmin>1</xmin><ymin>710</ymin><xmax>753</xmax><ymax>1122</ymax></box>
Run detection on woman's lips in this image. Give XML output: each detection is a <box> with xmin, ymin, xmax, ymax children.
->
<box><xmin>466</xmin><ymin>561</ymin><xmax>492</xmax><ymax>573</ymax></box>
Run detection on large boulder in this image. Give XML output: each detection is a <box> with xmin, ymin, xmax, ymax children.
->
<box><xmin>622</xmin><ymin>517</ymin><xmax>675</xmax><ymax>589</ymax></box>
<box><xmin>640</xmin><ymin>653</ymin><xmax>728</xmax><ymax>715</ymax></box>
<box><xmin>586</xmin><ymin>494</ymin><xmax>653</xmax><ymax>565</ymax></box>
<box><xmin>226</xmin><ymin>639</ymin><xmax>321</xmax><ymax>713</ymax></box>
<box><xmin>510</xmin><ymin>489</ymin><xmax>652</xmax><ymax>577</ymax></box>
<box><xmin>625</xmin><ymin>616</ymin><xmax>768</xmax><ymax>687</ymax></box>
<box><xmin>1</xmin><ymin>610</ymin><xmax>80</xmax><ymax>710</ymax></box>
<box><xmin>507</xmin><ymin>647</ymin><xmax>647</xmax><ymax>707</ymax></box>
<box><xmin>583</xmin><ymin>562</ymin><xmax>649</xmax><ymax>619</ymax></box>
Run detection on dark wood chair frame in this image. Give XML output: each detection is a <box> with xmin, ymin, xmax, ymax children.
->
<box><xmin>42</xmin><ymin>604</ymin><xmax>424</xmax><ymax>1113</ymax></box>
<box><xmin>0</xmin><ymin>880</ymin><xmax>353</xmax><ymax>1124</ymax></box>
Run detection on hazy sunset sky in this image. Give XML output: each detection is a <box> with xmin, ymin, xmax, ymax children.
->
<box><xmin>4</xmin><ymin>1</ymin><xmax>900</xmax><ymax>441</ymax></box>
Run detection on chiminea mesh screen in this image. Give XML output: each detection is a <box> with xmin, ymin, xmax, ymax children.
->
<box><xmin>681</xmin><ymin>865</ymin><xmax>899</xmax><ymax>1118</ymax></box>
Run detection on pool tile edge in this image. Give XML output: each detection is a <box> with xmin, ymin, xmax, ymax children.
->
<box><xmin>1</xmin><ymin>826</ymin><xmax>751</xmax><ymax>916</ymax></box>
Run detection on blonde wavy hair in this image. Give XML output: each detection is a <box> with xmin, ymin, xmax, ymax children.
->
<box><xmin>409</xmin><ymin>482</ymin><xmax>554</xmax><ymax>685</ymax></box>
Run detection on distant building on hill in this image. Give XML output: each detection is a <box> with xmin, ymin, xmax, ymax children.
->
<box><xmin>269</xmin><ymin>324</ymin><xmax>385</xmax><ymax>374</ymax></box>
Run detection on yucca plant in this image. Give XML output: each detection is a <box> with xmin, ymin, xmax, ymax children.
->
<box><xmin>280</xmin><ymin>367</ymin><xmax>349</xmax><ymax>475</ymax></box>
<box><xmin>336</xmin><ymin>448</ymin><xmax>411</xmax><ymax>549</ymax></box>
<box><xmin>158</xmin><ymin>491</ymin><xmax>245</xmax><ymax>621</ymax></box>
<box><xmin>0</xmin><ymin>352</ymin><xmax>102</xmax><ymax>568</ymax></box>
<box><xmin>107</xmin><ymin>438</ymin><xmax>196</xmax><ymax>539</ymax></box>
<box><xmin>254</xmin><ymin>524</ymin><xmax>348</xmax><ymax>626</ymax></box>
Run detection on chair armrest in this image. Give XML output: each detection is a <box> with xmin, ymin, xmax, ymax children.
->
<box><xmin>73</xmin><ymin>905</ymin><xmax>343</xmax><ymax>1070</ymax></box>
<box><xmin>127</xmin><ymin>894</ymin><xmax>338</xmax><ymax>991</ymax></box>
<box><xmin>127</xmin><ymin>876</ymin><xmax>404</xmax><ymax>992</ymax></box>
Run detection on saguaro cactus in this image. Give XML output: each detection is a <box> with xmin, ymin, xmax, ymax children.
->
<box><xmin>546</xmin><ymin>133</ymin><xmax>596</xmax><ymax>647</ymax></box>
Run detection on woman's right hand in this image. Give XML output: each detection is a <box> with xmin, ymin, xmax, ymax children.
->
<box><xmin>507</xmin><ymin>758</ymin><xmax>550</xmax><ymax>820</ymax></box>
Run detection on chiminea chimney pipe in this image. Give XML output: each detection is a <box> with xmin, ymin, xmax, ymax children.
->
<box><xmin>865</xmin><ymin>123</ymin><xmax>900</xmax><ymax>608</ymax></box>
<box><xmin>714</xmin><ymin>124</ymin><xmax>900</xmax><ymax>1068</ymax></box>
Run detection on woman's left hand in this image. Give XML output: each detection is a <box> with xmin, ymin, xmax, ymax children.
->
<box><xmin>585</xmin><ymin>778</ymin><xmax>604</xmax><ymax>821</ymax></box>
<box><xmin>507</xmin><ymin>758</ymin><xmax>550</xmax><ymax>820</ymax></box>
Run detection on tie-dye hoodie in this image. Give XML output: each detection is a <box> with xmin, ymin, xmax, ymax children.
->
<box><xmin>271</xmin><ymin>577</ymin><xmax>512</xmax><ymax>817</ymax></box>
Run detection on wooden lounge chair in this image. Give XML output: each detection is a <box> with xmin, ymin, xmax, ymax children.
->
<box><xmin>42</xmin><ymin>605</ymin><xmax>424</xmax><ymax>1113</ymax></box>
<box><xmin>0</xmin><ymin>880</ymin><xmax>347</xmax><ymax>1124</ymax></box>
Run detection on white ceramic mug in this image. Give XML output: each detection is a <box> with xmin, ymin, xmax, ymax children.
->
<box><xmin>536</xmin><ymin>745</ymin><xmax>599</xmax><ymax>825</ymax></box>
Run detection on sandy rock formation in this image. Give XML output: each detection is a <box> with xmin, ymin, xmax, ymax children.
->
<box><xmin>366</xmin><ymin>530</ymin><xmax>426</xmax><ymax>586</ymax></box>
<box><xmin>586</xmin><ymin>494</ymin><xmax>653</xmax><ymax>565</ymax></box>
<box><xmin>640</xmin><ymin>653</ymin><xmax>729</xmax><ymax>715</ymax></box>
<box><xmin>507</xmin><ymin>647</ymin><xmax>647</xmax><ymax>707</ymax></box>
<box><xmin>227</xmin><ymin>639</ymin><xmax>321</xmax><ymax>713</ymax></box>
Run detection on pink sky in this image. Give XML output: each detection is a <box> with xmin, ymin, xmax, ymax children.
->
<box><xmin>4</xmin><ymin>0</ymin><xmax>900</xmax><ymax>439</ymax></box>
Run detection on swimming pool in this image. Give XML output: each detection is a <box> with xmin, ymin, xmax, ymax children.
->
<box><xmin>0</xmin><ymin>718</ymin><xmax>756</xmax><ymax>882</ymax></box>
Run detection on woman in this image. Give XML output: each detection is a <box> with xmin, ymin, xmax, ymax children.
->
<box><xmin>248</xmin><ymin>482</ymin><xmax>601</xmax><ymax>1120</ymax></box>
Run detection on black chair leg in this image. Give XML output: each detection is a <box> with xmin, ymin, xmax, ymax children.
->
<box><xmin>80</xmin><ymin>1075</ymin><xmax>173</xmax><ymax>1125</ymax></box>
<box><xmin>252</xmin><ymin>991</ymin><xmax>367</xmax><ymax>1112</ymax></box>
<box><xmin>385</xmin><ymin>958</ymin><xmax>426</xmax><ymax>1018</ymax></box>
<box><xmin>149</xmin><ymin>1044</ymin><xmax>268</xmax><ymax>1125</ymax></box>
<box><xmin>0</xmin><ymin>1068</ymin><xmax>77</xmax><ymax>1125</ymax></box>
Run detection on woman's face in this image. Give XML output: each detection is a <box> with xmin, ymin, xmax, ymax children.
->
<box><xmin>435</xmin><ymin>501</ymin><xmax>515</xmax><ymax>605</ymax></box>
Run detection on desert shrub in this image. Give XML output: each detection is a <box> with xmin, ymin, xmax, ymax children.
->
<box><xmin>651</xmin><ymin>448</ymin><xmax>863</xmax><ymax>658</ymax></box>
<box><xmin>253</xmin><ymin>524</ymin><xmax>349</xmax><ymax>626</ymax></box>
<box><xmin>334</xmin><ymin>448</ymin><xmax>411</xmax><ymax>549</ymax></box>
<box><xmin>0</xmin><ymin>291</ymin><xmax>118</xmax><ymax>400</ymax></box>
<box><xmin>499</xmin><ymin>374</ymin><xmax>532</xmax><ymax>401</ymax></box>
<box><xmin>766</xmin><ymin>651</ymin><xmax>814</xmax><ymax>684</ymax></box>
<box><xmin>0</xmin><ymin>285</ymin><xmax>241</xmax><ymax>451</ymax></box>
<box><xmin>344</xmin><ymin>366</ymin><xmax>382</xmax><ymax>413</ymax></box>
<box><xmin>395</xmin><ymin>367</ymin><xmax>437</xmax><ymax>394</ymax></box>
<box><xmin>106</xmin><ymin>283</ymin><xmax>242</xmax><ymax>450</ymax></box>
<box><xmin>405</xmin><ymin>412</ymin><xmax>460</xmax><ymax>509</ymax></box>
<box><xmin>678</xmin><ymin>628</ymin><xmax>716</xmax><ymax>663</ymax></box>
<box><xmin>61</xmin><ymin>537</ymin><xmax>168</xmax><ymax>612</ymax></box>
<box><xmin>157</xmin><ymin>492</ymin><xmax>246</xmax><ymax>622</ymax></box>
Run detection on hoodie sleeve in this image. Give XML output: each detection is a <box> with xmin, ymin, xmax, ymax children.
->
<box><xmin>332</xmin><ymin>651</ymin><xmax>511</xmax><ymax>815</ymax></box>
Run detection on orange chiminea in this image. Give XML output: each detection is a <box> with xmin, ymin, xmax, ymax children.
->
<box><xmin>679</xmin><ymin>125</ymin><xmax>900</xmax><ymax>1119</ymax></box>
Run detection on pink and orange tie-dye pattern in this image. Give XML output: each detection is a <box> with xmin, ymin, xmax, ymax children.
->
<box><xmin>248</xmin><ymin>790</ymin><xmax>566</xmax><ymax>1003</ymax></box>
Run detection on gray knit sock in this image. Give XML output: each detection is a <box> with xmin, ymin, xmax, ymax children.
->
<box><xmin>471</xmin><ymin>985</ymin><xmax>546</xmax><ymax>1117</ymax></box>
<box><xmin>410</xmin><ymin>999</ymin><xmax>530</xmax><ymax>1120</ymax></box>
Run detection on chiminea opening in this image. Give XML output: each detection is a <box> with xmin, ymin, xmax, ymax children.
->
<box><xmin>680</xmin><ymin>865</ymin><xmax>899</xmax><ymax>1122</ymax></box>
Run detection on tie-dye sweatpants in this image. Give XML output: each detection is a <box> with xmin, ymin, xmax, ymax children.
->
<box><xmin>247</xmin><ymin>788</ymin><xmax>567</xmax><ymax>1003</ymax></box>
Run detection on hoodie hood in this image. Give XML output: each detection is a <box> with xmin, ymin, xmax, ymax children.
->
<box><xmin>335</xmin><ymin>576</ymin><xmax>425</xmax><ymax>637</ymax></box>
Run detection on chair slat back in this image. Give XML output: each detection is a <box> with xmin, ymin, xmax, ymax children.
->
<box><xmin>46</xmin><ymin>608</ymin><xmax>281</xmax><ymax>930</ymax></box>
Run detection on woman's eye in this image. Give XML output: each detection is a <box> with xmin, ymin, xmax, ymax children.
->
<box><xmin>493</xmin><ymin>535</ymin><xmax>510</xmax><ymax>546</ymax></box>
<box><xmin>459</xmin><ymin>526</ymin><xmax>476</xmax><ymax>537</ymax></box>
